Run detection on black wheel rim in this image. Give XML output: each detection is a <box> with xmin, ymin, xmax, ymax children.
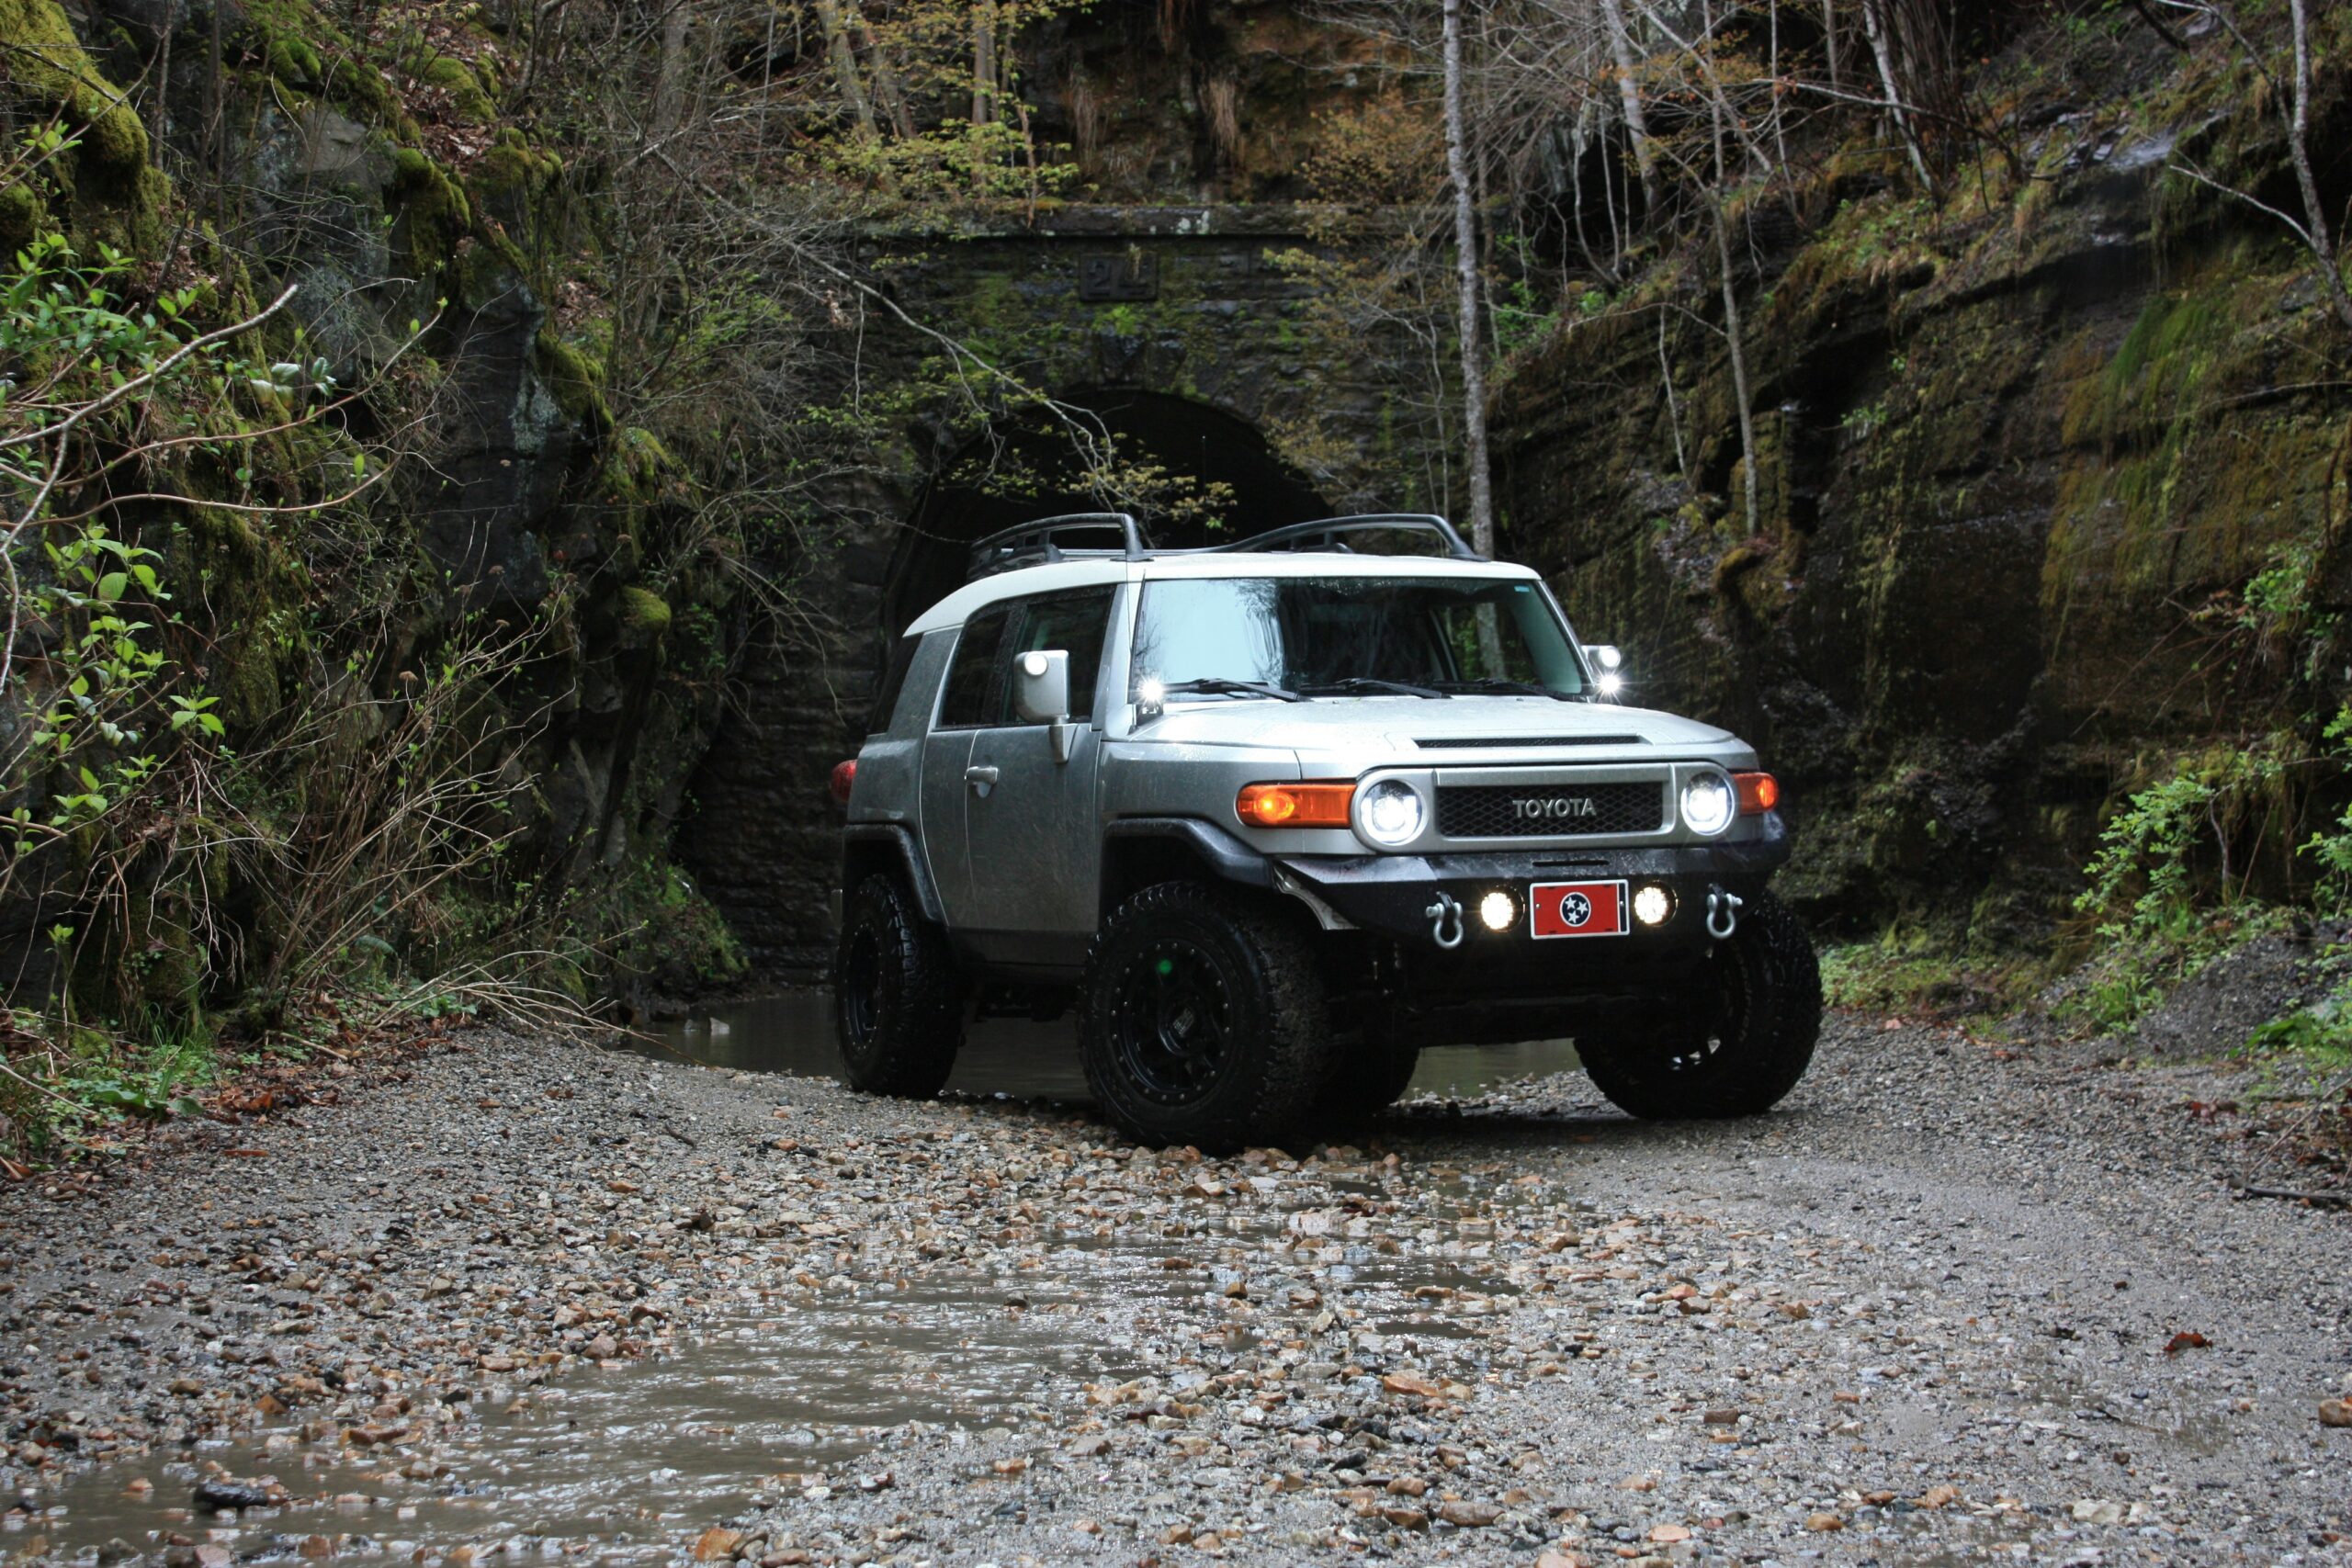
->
<box><xmin>1658</xmin><ymin>943</ymin><xmax>1753</xmax><ymax>1075</ymax></box>
<box><xmin>1109</xmin><ymin>938</ymin><xmax>1235</xmax><ymax>1106</ymax></box>
<box><xmin>840</xmin><ymin>929</ymin><xmax>882</xmax><ymax>1052</ymax></box>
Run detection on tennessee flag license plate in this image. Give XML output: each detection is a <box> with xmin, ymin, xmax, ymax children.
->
<box><xmin>1530</xmin><ymin>880</ymin><xmax>1629</xmax><ymax>939</ymax></box>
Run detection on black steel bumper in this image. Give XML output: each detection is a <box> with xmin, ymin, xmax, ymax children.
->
<box><xmin>1272</xmin><ymin>812</ymin><xmax>1791</xmax><ymax>954</ymax></box>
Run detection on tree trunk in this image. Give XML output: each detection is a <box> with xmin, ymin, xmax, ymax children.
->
<box><xmin>1598</xmin><ymin>0</ymin><xmax>1660</xmax><ymax>217</ymax></box>
<box><xmin>1442</xmin><ymin>0</ymin><xmax>1496</xmax><ymax>558</ymax></box>
<box><xmin>2287</xmin><ymin>0</ymin><xmax>2352</xmax><ymax>332</ymax></box>
<box><xmin>1822</xmin><ymin>0</ymin><xmax>1841</xmax><ymax>92</ymax></box>
<box><xmin>845</xmin><ymin>0</ymin><xmax>917</xmax><ymax>139</ymax></box>
<box><xmin>1709</xmin><ymin>73</ymin><xmax>1759</xmax><ymax>537</ymax></box>
<box><xmin>1860</xmin><ymin>0</ymin><xmax>1933</xmax><ymax>191</ymax></box>
<box><xmin>973</xmin><ymin>0</ymin><xmax>1000</xmax><ymax>127</ymax></box>
<box><xmin>811</xmin><ymin>0</ymin><xmax>876</xmax><ymax>138</ymax></box>
<box><xmin>651</xmin><ymin>1</ymin><xmax>691</xmax><ymax>142</ymax></box>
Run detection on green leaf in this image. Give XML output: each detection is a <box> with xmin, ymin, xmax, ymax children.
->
<box><xmin>95</xmin><ymin>570</ymin><xmax>126</xmax><ymax>602</ymax></box>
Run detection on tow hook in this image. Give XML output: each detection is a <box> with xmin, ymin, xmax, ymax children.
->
<box><xmin>1705</xmin><ymin>886</ymin><xmax>1744</xmax><ymax>941</ymax></box>
<box><xmin>1425</xmin><ymin>891</ymin><xmax>1465</xmax><ymax>950</ymax></box>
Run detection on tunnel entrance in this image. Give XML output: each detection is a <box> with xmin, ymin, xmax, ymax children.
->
<box><xmin>882</xmin><ymin>390</ymin><xmax>1330</xmax><ymax>638</ymax></box>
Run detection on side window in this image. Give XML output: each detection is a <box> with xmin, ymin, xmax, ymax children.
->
<box><xmin>936</xmin><ymin>605</ymin><xmax>1012</xmax><ymax>729</ymax></box>
<box><xmin>1010</xmin><ymin>586</ymin><xmax>1116</xmax><ymax>723</ymax></box>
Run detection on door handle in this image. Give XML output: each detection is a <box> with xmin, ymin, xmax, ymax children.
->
<box><xmin>964</xmin><ymin>764</ymin><xmax>1000</xmax><ymax>793</ymax></box>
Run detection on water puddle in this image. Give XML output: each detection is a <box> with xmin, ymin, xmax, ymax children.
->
<box><xmin>633</xmin><ymin>989</ymin><xmax>1582</xmax><ymax>1104</ymax></box>
<box><xmin>25</xmin><ymin>1269</ymin><xmax>1140</xmax><ymax>1567</ymax></box>
<box><xmin>22</xmin><ymin>1002</ymin><xmax>1582</xmax><ymax>1566</ymax></box>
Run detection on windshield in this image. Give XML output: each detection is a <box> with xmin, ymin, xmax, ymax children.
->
<box><xmin>1130</xmin><ymin>576</ymin><xmax>1589</xmax><ymax>700</ymax></box>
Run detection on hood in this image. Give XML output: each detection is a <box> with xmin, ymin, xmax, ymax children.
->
<box><xmin>1130</xmin><ymin>694</ymin><xmax>1738</xmax><ymax>755</ymax></box>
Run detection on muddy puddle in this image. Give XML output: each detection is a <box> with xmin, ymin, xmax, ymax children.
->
<box><xmin>25</xmin><ymin>1270</ymin><xmax>1123</xmax><ymax>1567</ymax></box>
<box><xmin>29</xmin><ymin>1235</ymin><xmax>1518</xmax><ymax>1568</ymax></box>
<box><xmin>633</xmin><ymin>989</ymin><xmax>1582</xmax><ymax>1103</ymax></box>
<box><xmin>24</xmin><ymin>1078</ymin><xmax>1555</xmax><ymax>1568</ymax></box>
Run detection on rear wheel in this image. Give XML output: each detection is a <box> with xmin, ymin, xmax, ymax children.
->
<box><xmin>833</xmin><ymin>874</ymin><xmax>963</xmax><ymax>1098</ymax></box>
<box><xmin>1080</xmin><ymin>882</ymin><xmax>1331</xmax><ymax>1151</ymax></box>
<box><xmin>1579</xmin><ymin>890</ymin><xmax>1820</xmax><ymax>1120</ymax></box>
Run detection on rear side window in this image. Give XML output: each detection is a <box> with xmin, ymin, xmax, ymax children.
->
<box><xmin>865</xmin><ymin>635</ymin><xmax>921</xmax><ymax>736</ymax></box>
<box><xmin>1010</xmin><ymin>586</ymin><xmax>1116</xmax><ymax>722</ymax></box>
<box><xmin>936</xmin><ymin>605</ymin><xmax>1012</xmax><ymax>728</ymax></box>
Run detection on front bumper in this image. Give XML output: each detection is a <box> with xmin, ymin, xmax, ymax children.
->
<box><xmin>1273</xmin><ymin>811</ymin><xmax>1790</xmax><ymax>954</ymax></box>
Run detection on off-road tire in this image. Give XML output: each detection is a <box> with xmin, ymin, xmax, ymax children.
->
<box><xmin>1579</xmin><ymin>889</ymin><xmax>1820</xmax><ymax>1120</ymax></box>
<box><xmin>833</xmin><ymin>874</ymin><xmax>964</xmax><ymax>1098</ymax></box>
<box><xmin>1080</xmin><ymin>881</ymin><xmax>1331</xmax><ymax>1151</ymax></box>
<box><xmin>1309</xmin><ymin>1026</ymin><xmax>1420</xmax><ymax>1128</ymax></box>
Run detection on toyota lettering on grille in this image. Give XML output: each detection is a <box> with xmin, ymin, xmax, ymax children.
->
<box><xmin>1511</xmin><ymin>795</ymin><xmax>1599</xmax><ymax>820</ymax></box>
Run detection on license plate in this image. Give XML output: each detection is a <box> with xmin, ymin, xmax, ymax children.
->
<box><xmin>1530</xmin><ymin>880</ymin><xmax>1629</xmax><ymax>939</ymax></box>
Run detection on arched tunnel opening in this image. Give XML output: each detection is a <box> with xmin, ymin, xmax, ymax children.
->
<box><xmin>881</xmin><ymin>390</ymin><xmax>1331</xmax><ymax>641</ymax></box>
<box><xmin>681</xmin><ymin>391</ymin><xmax>1334</xmax><ymax>978</ymax></box>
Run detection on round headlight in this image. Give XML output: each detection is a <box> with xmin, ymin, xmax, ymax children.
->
<box><xmin>1356</xmin><ymin>779</ymin><xmax>1426</xmax><ymax>848</ymax></box>
<box><xmin>1680</xmin><ymin>773</ymin><xmax>1736</xmax><ymax>837</ymax></box>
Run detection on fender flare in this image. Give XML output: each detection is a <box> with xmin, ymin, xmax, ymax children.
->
<box><xmin>841</xmin><ymin>823</ymin><xmax>948</xmax><ymax>925</ymax></box>
<box><xmin>1102</xmin><ymin>817</ymin><xmax>1275</xmax><ymax>889</ymax></box>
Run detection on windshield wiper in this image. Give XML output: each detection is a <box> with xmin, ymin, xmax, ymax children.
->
<box><xmin>1299</xmin><ymin>676</ymin><xmax>1450</xmax><ymax>699</ymax></box>
<box><xmin>1430</xmin><ymin>678</ymin><xmax>1582</xmax><ymax>702</ymax></box>
<box><xmin>1155</xmin><ymin>676</ymin><xmax>1305</xmax><ymax>703</ymax></box>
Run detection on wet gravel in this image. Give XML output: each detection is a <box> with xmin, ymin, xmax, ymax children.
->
<box><xmin>3</xmin><ymin>1016</ymin><xmax>2349</xmax><ymax>1567</ymax></box>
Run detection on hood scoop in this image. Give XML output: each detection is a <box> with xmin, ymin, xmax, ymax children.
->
<box><xmin>1413</xmin><ymin>734</ymin><xmax>1646</xmax><ymax>750</ymax></box>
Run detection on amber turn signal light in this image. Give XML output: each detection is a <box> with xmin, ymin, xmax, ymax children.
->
<box><xmin>1236</xmin><ymin>781</ymin><xmax>1355</xmax><ymax>829</ymax></box>
<box><xmin>1734</xmin><ymin>771</ymin><xmax>1779</xmax><ymax>814</ymax></box>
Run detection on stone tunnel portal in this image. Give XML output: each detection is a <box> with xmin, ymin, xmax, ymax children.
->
<box><xmin>684</xmin><ymin>390</ymin><xmax>1331</xmax><ymax>980</ymax></box>
<box><xmin>881</xmin><ymin>390</ymin><xmax>1332</xmax><ymax>641</ymax></box>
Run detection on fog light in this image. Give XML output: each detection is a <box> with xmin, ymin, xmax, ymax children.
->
<box><xmin>1478</xmin><ymin>890</ymin><xmax>1517</xmax><ymax>932</ymax></box>
<box><xmin>1633</xmin><ymin>884</ymin><xmax>1674</xmax><ymax>927</ymax></box>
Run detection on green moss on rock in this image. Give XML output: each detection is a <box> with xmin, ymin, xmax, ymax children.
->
<box><xmin>618</xmin><ymin>586</ymin><xmax>673</xmax><ymax>638</ymax></box>
<box><xmin>0</xmin><ymin>0</ymin><xmax>164</xmax><ymax>252</ymax></box>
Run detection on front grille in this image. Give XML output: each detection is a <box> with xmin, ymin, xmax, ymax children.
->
<box><xmin>1436</xmin><ymin>781</ymin><xmax>1666</xmax><ymax>839</ymax></box>
<box><xmin>1414</xmin><ymin>735</ymin><xmax>1645</xmax><ymax>750</ymax></box>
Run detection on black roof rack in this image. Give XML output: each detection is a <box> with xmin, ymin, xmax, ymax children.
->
<box><xmin>959</xmin><ymin>510</ymin><xmax>1482</xmax><ymax>583</ymax></box>
<box><xmin>1211</xmin><ymin>513</ymin><xmax>1483</xmax><ymax>561</ymax></box>
<box><xmin>965</xmin><ymin>513</ymin><xmax>1150</xmax><ymax>580</ymax></box>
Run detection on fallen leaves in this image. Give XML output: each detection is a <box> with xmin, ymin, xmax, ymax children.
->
<box><xmin>2164</xmin><ymin>1331</ymin><xmax>2210</xmax><ymax>1355</ymax></box>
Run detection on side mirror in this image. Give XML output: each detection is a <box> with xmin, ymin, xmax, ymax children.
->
<box><xmin>1013</xmin><ymin>649</ymin><xmax>1071</xmax><ymax>723</ymax></box>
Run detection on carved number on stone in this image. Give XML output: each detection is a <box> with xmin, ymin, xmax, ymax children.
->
<box><xmin>1080</xmin><ymin>254</ymin><xmax>1159</xmax><ymax>303</ymax></box>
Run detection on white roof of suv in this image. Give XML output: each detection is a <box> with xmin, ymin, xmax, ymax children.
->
<box><xmin>904</xmin><ymin>551</ymin><xmax>1544</xmax><ymax>636</ymax></box>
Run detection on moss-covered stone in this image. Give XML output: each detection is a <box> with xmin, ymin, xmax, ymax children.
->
<box><xmin>0</xmin><ymin>0</ymin><xmax>165</xmax><ymax>252</ymax></box>
<box><xmin>617</xmin><ymin>586</ymin><xmax>673</xmax><ymax>639</ymax></box>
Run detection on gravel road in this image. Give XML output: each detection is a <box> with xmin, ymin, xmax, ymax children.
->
<box><xmin>3</xmin><ymin>1014</ymin><xmax>2347</xmax><ymax>1567</ymax></box>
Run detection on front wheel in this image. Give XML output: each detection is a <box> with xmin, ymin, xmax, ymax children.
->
<box><xmin>1080</xmin><ymin>882</ymin><xmax>1331</xmax><ymax>1151</ymax></box>
<box><xmin>1579</xmin><ymin>889</ymin><xmax>1820</xmax><ymax>1120</ymax></box>
<box><xmin>833</xmin><ymin>874</ymin><xmax>964</xmax><ymax>1098</ymax></box>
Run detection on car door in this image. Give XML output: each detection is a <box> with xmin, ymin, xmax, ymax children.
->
<box><xmin>919</xmin><ymin>603</ymin><xmax>1012</xmax><ymax>919</ymax></box>
<box><xmin>960</xmin><ymin>585</ymin><xmax>1118</xmax><ymax>970</ymax></box>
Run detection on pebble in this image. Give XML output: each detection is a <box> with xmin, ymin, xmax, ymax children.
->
<box><xmin>0</xmin><ymin>1016</ymin><xmax>2346</xmax><ymax>1568</ymax></box>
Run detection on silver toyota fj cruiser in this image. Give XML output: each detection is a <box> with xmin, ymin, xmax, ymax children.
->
<box><xmin>831</xmin><ymin>513</ymin><xmax>1819</xmax><ymax>1149</ymax></box>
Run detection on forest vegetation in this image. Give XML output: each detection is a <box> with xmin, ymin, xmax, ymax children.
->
<box><xmin>3</xmin><ymin>0</ymin><xmax>2350</xmax><ymax>1165</ymax></box>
